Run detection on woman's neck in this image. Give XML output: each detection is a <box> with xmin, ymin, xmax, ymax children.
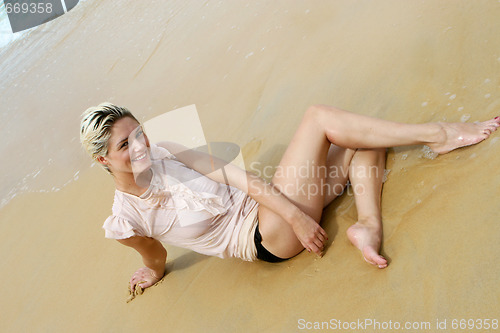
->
<box><xmin>113</xmin><ymin>168</ymin><xmax>153</xmax><ymax>197</ymax></box>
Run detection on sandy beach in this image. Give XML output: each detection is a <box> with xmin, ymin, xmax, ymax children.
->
<box><xmin>1</xmin><ymin>0</ymin><xmax>500</xmax><ymax>332</ymax></box>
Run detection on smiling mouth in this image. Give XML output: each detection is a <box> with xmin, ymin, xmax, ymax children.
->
<box><xmin>132</xmin><ymin>152</ymin><xmax>148</xmax><ymax>162</ymax></box>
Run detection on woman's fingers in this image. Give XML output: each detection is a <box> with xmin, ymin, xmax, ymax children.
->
<box><xmin>310</xmin><ymin>227</ymin><xmax>326</xmax><ymax>244</ymax></box>
<box><xmin>308</xmin><ymin>243</ymin><xmax>322</xmax><ymax>257</ymax></box>
<box><xmin>313</xmin><ymin>238</ymin><xmax>324</xmax><ymax>251</ymax></box>
<box><xmin>131</xmin><ymin>277</ymin><xmax>141</xmax><ymax>292</ymax></box>
<box><xmin>136</xmin><ymin>280</ymin><xmax>147</xmax><ymax>290</ymax></box>
<box><xmin>292</xmin><ymin>212</ymin><xmax>329</xmax><ymax>257</ymax></box>
<box><xmin>320</xmin><ymin>227</ymin><xmax>328</xmax><ymax>240</ymax></box>
<box><xmin>302</xmin><ymin>236</ymin><xmax>322</xmax><ymax>256</ymax></box>
<box><xmin>129</xmin><ymin>267</ymin><xmax>162</xmax><ymax>293</ymax></box>
<box><xmin>130</xmin><ymin>268</ymin><xmax>146</xmax><ymax>292</ymax></box>
<box><xmin>316</xmin><ymin>231</ymin><xmax>326</xmax><ymax>245</ymax></box>
<box><xmin>310</xmin><ymin>227</ymin><xmax>328</xmax><ymax>256</ymax></box>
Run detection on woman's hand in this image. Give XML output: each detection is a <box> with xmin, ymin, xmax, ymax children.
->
<box><xmin>129</xmin><ymin>266</ymin><xmax>163</xmax><ymax>293</ymax></box>
<box><xmin>290</xmin><ymin>209</ymin><xmax>328</xmax><ymax>257</ymax></box>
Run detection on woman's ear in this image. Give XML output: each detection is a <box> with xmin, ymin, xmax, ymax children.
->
<box><xmin>96</xmin><ymin>155</ymin><xmax>108</xmax><ymax>166</ymax></box>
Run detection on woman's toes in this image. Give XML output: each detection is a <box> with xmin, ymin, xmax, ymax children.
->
<box><xmin>363</xmin><ymin>247</ymin><xmax>387</xmax><ymax>268</ymax></box>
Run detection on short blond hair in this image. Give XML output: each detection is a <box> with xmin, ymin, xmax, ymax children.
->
<box><xmin>80</xmin><ymin>102</ymin><xmax>139</xmax><ymax>174</ymax></box>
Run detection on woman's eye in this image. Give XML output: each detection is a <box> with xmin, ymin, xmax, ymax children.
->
<box><xmin>121</xmin><ymin>142</ymin><xmax>128</xmax><ymax>149</ymax></box>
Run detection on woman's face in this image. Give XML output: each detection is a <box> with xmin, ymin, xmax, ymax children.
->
<box><xmin>99</xmin><ymin>116</ymin><xmax>152</xmax><ymax>177</ymax></box>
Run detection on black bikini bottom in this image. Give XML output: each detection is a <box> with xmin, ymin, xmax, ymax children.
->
<box><xmin>254</xmin><ymin>223</ymin><xmax>288</xmax><ymax>263</ymax></box>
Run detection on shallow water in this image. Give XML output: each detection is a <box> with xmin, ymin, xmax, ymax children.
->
<box><xmin>0</xmin><ymin>0</ymin><xmax>93</xmax><ymax>208</ymax></box>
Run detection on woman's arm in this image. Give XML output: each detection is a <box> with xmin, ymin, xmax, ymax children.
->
<box><xmin>117</xmin><ymin>236</ymin><xmax>167</xmax><ymax>292</ymax></box>
<box><xmin>157</xmin><ymin>141</ymin><xmax>327</xmax><ymax>255</ymax></box>
<box><xmin>157</xmin><ymin>141</ymin><xmax>300</xmax><ymax>218</ymax></box>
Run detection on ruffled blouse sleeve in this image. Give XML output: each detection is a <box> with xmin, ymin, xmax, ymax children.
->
<box><xmin>102</xmin><ymin>215</ymin><xmax>137</xmax><ymax>239</ymax></box>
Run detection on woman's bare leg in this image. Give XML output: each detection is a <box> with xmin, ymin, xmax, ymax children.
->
<box><xmin>318</xmin><ymin>146</ymin><xmax>388</xmax><ymax>268</ymax></box>
<box><xmin>257</xmin><ymin>105</ymin><xmax>500</xmax><ymax>259</ymax></box>
<box><xmin>257</xmin><ymin>109</ymin><xmax>331</xmax><ymax>259</ymax></box>
<box><xmin>346</xmin><ymin>148</ymin><xmax>387</xmax><ymax>268</ymax></box>
<box><xmin>313</xmin><ymin>105</ymin><xmax>499</xmax><ymax>152</ymax></box>
<box><xmin>322</xmin><ymin>145</ymin><xmax>356</xmax><ymax>208</ymax></box>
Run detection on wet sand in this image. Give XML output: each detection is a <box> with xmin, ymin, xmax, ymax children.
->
<box><xmin>1</xmin><ymin>0</ymin><xmax>500</xmax><ymax>331</ymax></box>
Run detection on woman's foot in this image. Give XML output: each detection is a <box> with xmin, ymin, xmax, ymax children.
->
<box><xmin>346</xmin><ymin>219</ymin><xmax>388</xmax><ymax>269</ymax></box>
<box><xmin>428</xmin><ymin>117</ymin><xmax>500</xmax><ymax>154</ymax></box>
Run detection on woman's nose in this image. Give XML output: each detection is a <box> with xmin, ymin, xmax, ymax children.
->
<box><xmin>130</xmin><ymin>136</ymin><xmax>146</xmax><ymax>151</ymax></box>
